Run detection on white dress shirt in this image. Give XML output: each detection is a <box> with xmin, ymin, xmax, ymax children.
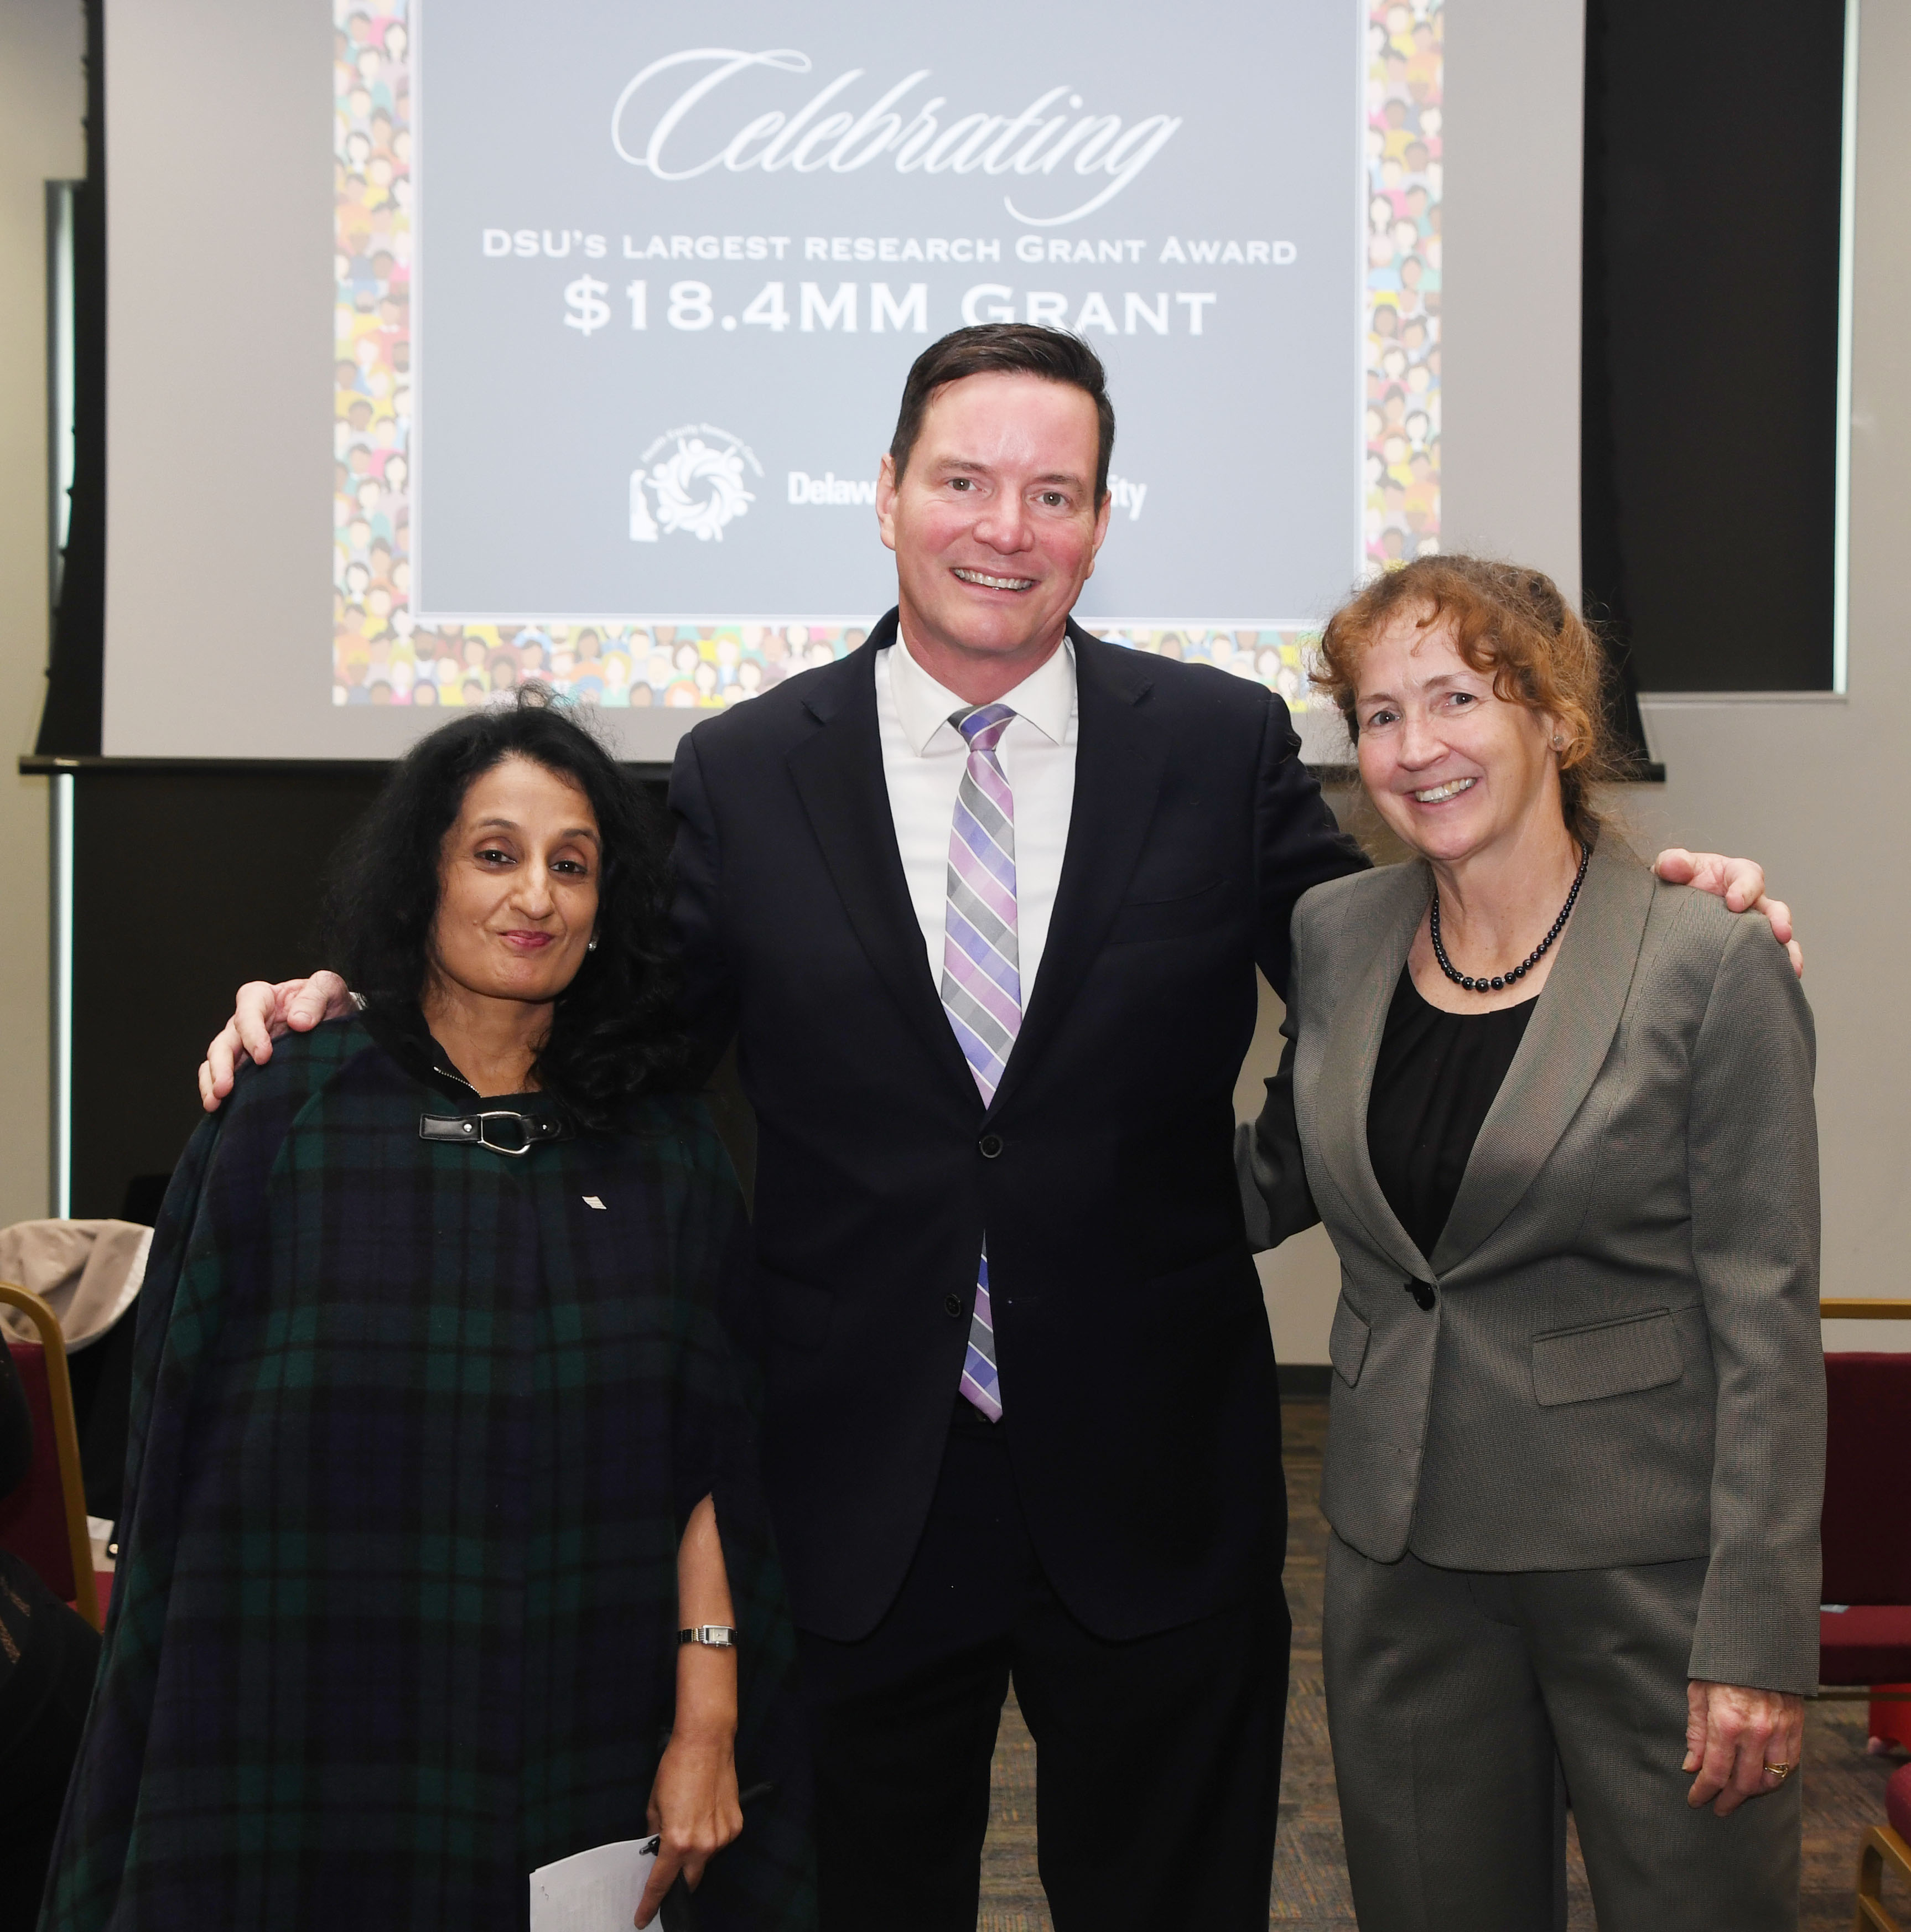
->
<box><xmin>874</xmin><ymin>632</ymin><xmax>1078</xmax><ymax>1000</ymax></box>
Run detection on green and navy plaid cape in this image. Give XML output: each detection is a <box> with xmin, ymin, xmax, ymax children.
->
<box><xmin>42</xmin><ymin>1017</ymin><xmax>812</xmax><ymax>1930</ymax></box>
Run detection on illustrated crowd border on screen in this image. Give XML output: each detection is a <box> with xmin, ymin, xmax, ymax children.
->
<box><xmin>331</xmin><ymin>1</ymin><xmax>1441</xmax><ymax>714</ymax></box>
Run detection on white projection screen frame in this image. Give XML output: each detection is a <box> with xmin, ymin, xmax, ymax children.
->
<box><xmin>101</xmin><ymin>0</ymin><xmax>1580</xmax><ymax>764</ymax></box>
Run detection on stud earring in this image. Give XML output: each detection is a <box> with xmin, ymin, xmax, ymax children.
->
<box><xmin>586</xmin><ymin>936</ymin><xmax>599</xmax><ymax>953</ymax></box>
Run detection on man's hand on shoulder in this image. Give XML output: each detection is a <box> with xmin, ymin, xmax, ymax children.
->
<box><xmin>198</xmin><ymin>971</ymin><xmax>355</xmax><ymax>1113</ymax></box>
<box><xmin>1653</xmin><ymin>849</ymin><xmax>1803</xmax><ymax>978</ymax></box>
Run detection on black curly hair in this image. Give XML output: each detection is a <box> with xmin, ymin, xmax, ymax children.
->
<box><xmin>322</xmin><ymin>690</ymin><xmax>690</xmax><ymax>1119</ymax></box>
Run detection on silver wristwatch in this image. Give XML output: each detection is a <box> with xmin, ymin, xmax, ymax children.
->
<box><xmin>677</xmin><ymin>1624</ymin><xmax>737</xmax><ymax>1649</ymax></box>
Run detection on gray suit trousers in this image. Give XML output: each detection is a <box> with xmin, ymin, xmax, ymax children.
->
<box><xmin>1324</xmin><ymin>1535</ymin><xmax>1801</xmax><ymax>1932</ymax></box>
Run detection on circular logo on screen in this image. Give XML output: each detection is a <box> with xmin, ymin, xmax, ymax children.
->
<box><xmin>629</xmin><ymin>423</ymin><xmax>762</xmax><ymax>544</ymax></box>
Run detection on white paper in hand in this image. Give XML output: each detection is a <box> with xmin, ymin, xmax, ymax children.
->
<box><xmin>528</xmin><ymin>1835</ymin><xmax>659</xmax><ymax>1932</ymax></box>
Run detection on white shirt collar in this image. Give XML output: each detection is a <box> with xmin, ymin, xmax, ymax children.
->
<box><xmin>885</xmin><ymin>627</ymin><xmax>1077</xmax><ymax>755</ymax></box>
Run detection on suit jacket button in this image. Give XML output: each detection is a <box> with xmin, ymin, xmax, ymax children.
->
<box><xmin>1403</xmin><ymin>1279</ymin><xmax>1437</xmax><ymax>1311</ymax></box>
<box><xmin>944</xmin><ymin>1293</ymin><xmax>964</xmax><ymax>1317</ymax></box>
<box><xmin>978</xmin><ymin>1133</ymin><xmax>1004</xmax><ymax>1158</ymax></box>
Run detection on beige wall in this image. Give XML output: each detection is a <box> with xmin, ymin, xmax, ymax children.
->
<box><xmin>1439</xmin><ymin>0</ymin><xmax>1585</xmax><ymax>596</ymax></box>
<box><xmin>0</xmin><ymin>0</ymin><xmax>84</xmax><ymax>1224</ymax></box>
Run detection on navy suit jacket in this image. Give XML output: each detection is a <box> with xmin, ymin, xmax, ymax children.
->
<box><xmin>670</xmin><ymin>610</ymin><xmax>1363</xmax><ymax>1641</ymax></box>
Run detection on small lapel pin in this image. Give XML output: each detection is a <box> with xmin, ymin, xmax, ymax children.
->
<box><xmin>582</xmin><ymin>1195</ymin><xmax>607</xmax><ymax>1211</ymax></box>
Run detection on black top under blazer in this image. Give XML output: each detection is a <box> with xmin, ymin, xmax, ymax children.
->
<box><xmin>669</xmin><ymin>611</ymin><xmax>1363</xmax><ymax>1642</ymax></box>
<box><xmin>1241</xmin><ymin>840</ymin><xmax>1825</xmax><ymax>1694</ymax></box>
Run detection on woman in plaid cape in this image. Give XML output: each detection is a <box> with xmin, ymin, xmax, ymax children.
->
<box><xmin>43</xmin><ymin>698</ymin><xmax>812</xmax><ymax>1930</ymax></box>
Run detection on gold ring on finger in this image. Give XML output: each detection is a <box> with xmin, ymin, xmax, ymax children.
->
<box><xmin>1762</xmin><ymin>1762</ymin><xmax>1792</xmax><ymax>1779</ymax></box>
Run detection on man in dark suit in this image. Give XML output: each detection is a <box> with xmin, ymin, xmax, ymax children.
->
<box><xmin>665</xmin><ymin>327</ymin><xmax>1360</xmax><ymax>1928</ymax></box>
<box><xmin>202</xmin><ymin>326</ymin><xmax>1793</xmax><ymax>1929</ymax></box>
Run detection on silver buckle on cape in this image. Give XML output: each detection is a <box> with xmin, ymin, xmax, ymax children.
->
<box><xmin>418</xmin><ymin>1109</ymin><xmax>563</xmax><ymax>1157</ymax></box>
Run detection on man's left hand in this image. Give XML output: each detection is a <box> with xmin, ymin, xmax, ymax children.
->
<box><xmin>1654</xmin><ymin>850</ymin><xmax>1803</xmax><ymax>978</ymax></box>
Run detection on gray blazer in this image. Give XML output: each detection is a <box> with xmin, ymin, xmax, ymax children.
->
<box><xmin>1242</xmin><ymin>837</ymin><xmax>1825</xmax><ymax>1694</ymax></box>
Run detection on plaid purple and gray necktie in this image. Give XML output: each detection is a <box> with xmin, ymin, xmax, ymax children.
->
<box><xmin>941</xmin><ymin>702</ymin><xmax>1020</xmax><ymax>1421</ymax></box>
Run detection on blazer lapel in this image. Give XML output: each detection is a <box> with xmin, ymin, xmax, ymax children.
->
<box><xmin>783</xmin><ymin>612</ymin><xmax>979</xmax><ymax>1103</ymax></box>
<box><xmin>1311</xmin><ymin>863</ymin><xmax>1432</xmax><ymax>1283</ymax></box>
<box><xmin>986</xmin><ymin>627</ymin><xmax>1164</xmax><ymax>1118</ymax></box>
<box><xmin>1431</xmin><ymin>838</ymin><xmax>1654</xmax><ymax>1274</ymax></box>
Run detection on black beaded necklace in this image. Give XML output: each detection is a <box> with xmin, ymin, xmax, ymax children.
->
<box><xmin>1429</xmin><ymin>844</ymin><xmax>1588</xmax><ymax>993</ymax></box>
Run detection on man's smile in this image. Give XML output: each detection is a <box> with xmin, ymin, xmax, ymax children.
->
<box><xmin>951</xmin><ymin>566</ymin><xmax>1037</xmax><ymax>593</ymax></box>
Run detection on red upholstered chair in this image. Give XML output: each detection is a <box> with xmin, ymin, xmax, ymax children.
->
<box><xmin>1821</xmin><ymin>1305</ymin><xmax>1911</xmax><ymax>1733</ymax></box>
<box><xmin>1817</xmin><ymin>1302</ymin><xmax>1911</xmax><ymax>1931</ymax></box>
<box><xmin>1821</xmin><ymin>1351</ymin><xmax>1911</xmax><ymax>1692</ymax></box>
<box><xmin>1854</xmin><ymin>1760</ymin><xmax>1911</xmax><ymax>1930</ymax></box>
<box><xmin>0</xmin><ymin>1281</ymin><xmax>102</xmax><ymax>1629</ymax></box>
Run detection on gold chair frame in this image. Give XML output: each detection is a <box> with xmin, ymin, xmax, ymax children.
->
<box><xmin>1858</xmin><ymin>1825</ymin><xmax>1911</xmax><ymax>1932</ymax></box>
<box><xmin>0</xmin><ymin>1280</ymin><xmax>102</xmax><ymax>1629</ymax></box>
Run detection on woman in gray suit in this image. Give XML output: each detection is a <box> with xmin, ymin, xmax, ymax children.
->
<box><xmin>1242</xmin><ymin>556</ymin><xmax>1823</xmax><ymax>1930</ymax></box>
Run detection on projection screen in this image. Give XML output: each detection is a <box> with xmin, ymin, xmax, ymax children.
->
<box><xmin>102</xmin><ymin>0</ymin><xmax>1469</xmax><ymax>762</ymax></box>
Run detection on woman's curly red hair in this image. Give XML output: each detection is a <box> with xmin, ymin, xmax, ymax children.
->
<box><xmin>1313</xmin><ymin>554</ymin><xmax>1623</xmax><ymax>848</ymax></box>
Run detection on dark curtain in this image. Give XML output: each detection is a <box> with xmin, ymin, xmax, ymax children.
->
<box><xmin>1581</xmin><ymin>0</ymin><xmax>1845</xmax><ymax>693</ymax></box>
<box><xmin>37</xmin><ymin>0</ymin><xmax>105</xmax><ymax>755</ymax></box>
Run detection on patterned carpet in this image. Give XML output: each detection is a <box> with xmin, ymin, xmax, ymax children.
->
<box><xmin>977</xmin><ymin>1396</ymin><xmax>1907</xmax><ymax>1929</ymax></box>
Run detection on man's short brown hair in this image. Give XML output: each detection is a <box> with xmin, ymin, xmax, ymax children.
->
<box><xmin>888</xmin><ymin>324</ymin><xmax>1115</xmax><ymax>504</ymax></box>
